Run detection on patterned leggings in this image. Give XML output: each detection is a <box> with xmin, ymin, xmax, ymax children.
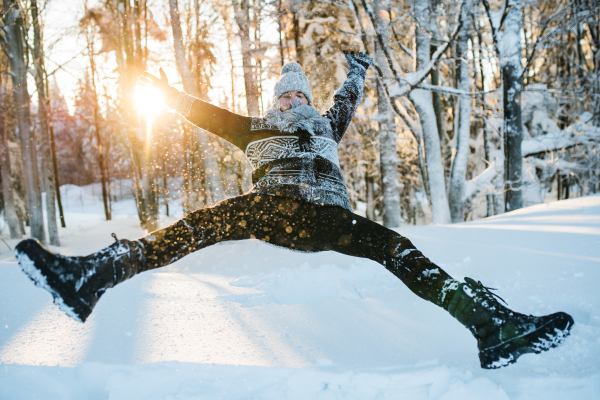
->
<box><xmin>139</xmin><ymin>194</ymin><xmax>458</xmax><ymax>308</ymax></box>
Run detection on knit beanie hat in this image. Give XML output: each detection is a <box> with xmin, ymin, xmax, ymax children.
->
<box><xmin>273</xmin><ymin>62</ymin><xmax>313</xmax><ymax>106</ymax></box>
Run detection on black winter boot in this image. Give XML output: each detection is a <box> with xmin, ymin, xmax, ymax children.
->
<box><xmin>446</xmin><ymin>277</ymin><xmax>574</xmax><ymax>369</ymax></box>
<box><xmin>15</xmin><ymin>238</ymin><xmax>145</xmax><ymax>323</ymax></box>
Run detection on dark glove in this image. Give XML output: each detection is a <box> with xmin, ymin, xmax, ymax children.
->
<box><xmin>343</xmin><ymin>51</ymin><xmax>373</xmax><ymax>74</ymax></box>
<box><xmin>137</xmin><ymin>68</ymin><xmax>180</xmax><ymax>103</ymax></box>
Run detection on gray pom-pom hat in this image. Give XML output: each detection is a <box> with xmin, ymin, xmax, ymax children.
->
<box><xmin>273</xmin><ymin>62</ymin><xmax>313</xmax><ymax>106</ymax></box>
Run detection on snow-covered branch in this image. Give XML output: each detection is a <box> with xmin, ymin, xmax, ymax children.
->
<box><xmin>410</xmin><ymin>83</ymin><xmax>499</xmax><ymax>97</ymax></box>
<box><xmin>390</xmin><ymin>24</ymin><xmax>463</xmax><ymax>99</ymax></box>
<box><xmin>522</xmin><ymin>125</ymin><xmax>600</xmax><ymax>157</ymax></box>
<box><xmin>357</xmin><ymin>0</ymin><xmax>463</xmax><ymax>99</ymax></box>
<box><xmin>347</xmin><ymin>0</ymin><xmax>423</xmax><ymax>144</ymax></box>
<box><xmin>359</xmin><ymin>0</ymin><xmax>409</xmax><ymax>87</ymax></box>
<box><xmin>481</xmin><ymin>0</ymin><xmax>507</xmax><ymax>52</ymax></box>
<box><xmin>527</xmin><ymin>156</ymin><xmax>587</xmax><ymax>174</ymax></box>
<box><xmin>463</xmin><ymin>162</ymin><xmax>502</xmax><ymax>205</ymax></box>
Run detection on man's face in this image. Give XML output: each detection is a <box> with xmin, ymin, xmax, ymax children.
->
<box><xmin>279</xmin><ymin>91</ymin><xmax>308</xmax><ymax>111</ymax></box>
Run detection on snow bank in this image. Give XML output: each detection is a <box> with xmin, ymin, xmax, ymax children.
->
<box><xmin>1</xmin><ymin>195</ymin><xmax>599</xmax><ymax>399</ymax></box>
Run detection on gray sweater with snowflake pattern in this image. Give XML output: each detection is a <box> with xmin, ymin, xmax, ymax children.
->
<box><xmin>168</xmin><ymin>67</ymin><xmax>367</xmax><ymax>210</ymax></box>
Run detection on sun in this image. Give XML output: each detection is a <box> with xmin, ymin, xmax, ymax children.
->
<box><xmin>135</xmin><ymin>86</ymin><xmax>165</xmax><ymax>118</ymax></box>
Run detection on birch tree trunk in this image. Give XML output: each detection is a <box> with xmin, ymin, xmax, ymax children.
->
<box><xmin>32</xmin><ymin>0</ymin><xmax>60</xmax><ymax>245</ymax></box>
<box><xmin>428</xmin><ymin>23</ymin><xmax>449</xmax><ymax>183</ymax></box>
<box><xmin>448</xmin><ymin>0</ymin><xmax>473</xmax><ymax>223</ymax></box>
<box><xmin>168</xmin><ymin>0</ymin><xmax>226</xmax><ymax>203</ymax></box>
<box><xmin>0</xmin><ymin>82</ymin><xmax>21</xmax><ymax>238</ymax></box>
<box><xmin>500</xmin><ymin>0</ymin><xmax>524</xmax><ymax>212</ymax></box>
<box><xmin>233</xmin><ymin>0</ymin><xmax>260</xmax><ymax>117</ymax></box>
<box><xmin>376</xmin><ymin>78</ymin><xmax>402</xmax><ymax>227</ymax></box>
<box><xmin>372</xmin><ymin>0</ymin><xmax>402</xmax><ymax>227</ymax></box>
<box><xmin>409</xmin><ymin>0</ymin><xmax>451</xmax><ymax>224</ymax></box>
<box><xmin>4</xmin><ymin>1</ymin><xmax>46</xmax><ymax>243</ymax></box>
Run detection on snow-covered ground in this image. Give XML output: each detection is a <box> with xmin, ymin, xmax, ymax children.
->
<box><xmin>0</xmin><ymin>191</ymin><xmax>599</xmax><ymax>399</ymax></box>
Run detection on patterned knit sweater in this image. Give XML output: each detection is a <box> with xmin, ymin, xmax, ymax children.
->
<box><xmin>168</xmin><ymin>68</ymin><xmax>366</xmax><ymax>211</ymax></box>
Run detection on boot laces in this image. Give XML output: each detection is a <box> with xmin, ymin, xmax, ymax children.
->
<box><xmin>465</xmin><ymin>277</ymin><xmax>508</xmax><ymax>305</ymax></box>
<box><xmin>111</xmin><ymin>233</ymin><xmax>119</xmax><ymax>243</ymax></box>
<box><xmin>477</xmin><ymin>280</ymin><xmax>508</xmax><ymax>305</ymax></box>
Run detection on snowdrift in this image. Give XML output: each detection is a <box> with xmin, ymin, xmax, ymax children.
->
<box><xmin>1</xmin><ymin>195</ymin><xmax>599</xmax><ymax>399</ymax></box>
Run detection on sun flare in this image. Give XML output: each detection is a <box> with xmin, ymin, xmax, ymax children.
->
<box><xmin>135</xmin><ymin>86</ymin><xmax>165</xmax><ymax>118</ymax></box>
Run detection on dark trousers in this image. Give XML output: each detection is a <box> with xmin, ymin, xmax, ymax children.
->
<box><xmin>139</xmin><ymin>194</ymin><xmax>457</xmax><ymax>308</ymax></box>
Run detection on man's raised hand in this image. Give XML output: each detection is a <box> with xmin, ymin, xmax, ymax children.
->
<box><xmin>343</xmin><ymin>51</ymin><xmax>373</xmax><ymax>72</ymax></box>
<box><xmin>137</xmin><ymin>68</ymin><xmax>179</xmax><ymax>101</ymax></box>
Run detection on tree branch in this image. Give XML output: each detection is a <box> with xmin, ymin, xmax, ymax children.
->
<box><xmin>416</xmin><ymin>82</ymin><xmax>499</xmax><ymax>96</ymax></box>
<box><xmin>393</xmin><ymin>26</ymin><xmax>463</xmax><ymax>97</ymax></box>
<box><xmin>522</xmin><ymin>126</ymin><xmax>600</xmax><ymax>157</ymax></box>
<box><xmin>520</xmin><ymin>3</ymin><xmax>569</xmax><ymax>80</ymax></box>
<box><xmin>390</xmin><ymin>24</ymin><xmax>414</xmax><ymax>58</ymax></box>
<box><xmin>359</xmin><ymin>0</ymin><xmax>410</xmax><ymax>87</ymax></box>
<box><xmin>481</xmin><ymin>0</ymin><xmax>501</xmax><ymax>53</ymax></box>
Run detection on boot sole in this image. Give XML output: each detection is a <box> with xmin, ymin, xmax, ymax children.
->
<box><xmin>479</xmin><ymin>312</ymin><xmax>574</xmax><ymax>369</ymax></box>
<box><xmin>15</xmin><ymin>239</ymin><xmax>92</xmax><ymax>323</ymax></box>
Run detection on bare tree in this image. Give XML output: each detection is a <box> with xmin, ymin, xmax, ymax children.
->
<box><xmin>3</xmin><ymin>0</ymin><xmax>46</xmax><ymax>243</ymax></box>
<box><xmin>169</xmin><ymin>0</ymin><xmax>226</xmax><ymax>204</ymax></box>
<box><xmin>232</xmin><ymin>0</ymin><xmax>261</xmax><ymax>116</ymax></box>
<box><xmin>483</xmin><ymin>0</ymin><xmax>525</xmax><ymax>211</ymax></box>
<box><xmin>81</xmin><ymin>2</ymin><xmax>157</xmax><ymax>229</ymax></box>
<box><xmin>373</xmin><ymin>0</ymin><xmax>401</xmax><ymax>227</ymax></box>
<box><xmin>85</xmin><ymin>24</ymin><xmax>111</xmax><ymax>221</ymax></box>
<box><xmin>448</xmin><ymin>0</ymin><xmax>474</xmax><ymax>222</ymax></box>
<box><xmin>352</xmin><ymin>0</ymin><xmax>459</xmax><ymax>223</ymax></box>
<box><xmin>0</xmin><ymin>78</ymin><xmax>20</xmax><ymax>238</ymax></box>
<box><xmin>31</xmin><ymin>0</ymin><xmax>60</xmax><ymax>245</ymax></box>
<box><xmin>406</xmin><ymin>0</ymin><xmax>452</xmax><ymax>224</ymax></box>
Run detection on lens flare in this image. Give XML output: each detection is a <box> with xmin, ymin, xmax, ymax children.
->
<box><xmin>135</xmin><ymin>86</ymin><xmax>165</xmax><ymax>119</ymax></box>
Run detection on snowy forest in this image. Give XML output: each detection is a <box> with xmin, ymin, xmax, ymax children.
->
<box><xmin>0</xmin><ymin>0</ymin><xmax>599</xmax><ymax>244</ymax></box>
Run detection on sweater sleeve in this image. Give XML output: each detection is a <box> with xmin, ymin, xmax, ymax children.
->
<box><xmin>168</xmin><ymin>92</ymin><xmax>253</xmax><ymax>151</ymax></box>
<box><xmin>324</xmin><ymin>67</ymin><xmax>367</xmax><ymax>143</ymax></box>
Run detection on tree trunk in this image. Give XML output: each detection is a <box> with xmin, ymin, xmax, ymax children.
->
<box><xmin>88</xmin><ymin>36</ymin><xmax>112</xmax><ymax>221</ymax></box>
<box><xmin>31</xmin><ymin>0</ymin><xmax>60</xmax><ymax>245</ymax></box>
<box><xmin>169</xmin><ymin>0</ymin><xmax>226</xmax><ymax>204</ymax></box>
<box><xmin>372</xmin><ymin>1</ymin><xmax>402</xmax><ymax>227</ymax></box>
<box><xmin>366</xmin><ymin>1</ymin><xmax>401</xmax><ymax>226</ymax></box>
<box><xmin>448</xmin><ymin>0</ymin><xmax>473</xmax><ymax>223</ymax></box>
<box><xmin>473</xmin><ymin>13</ymin><xmax>495</xmax><ymax>217</ymax></box>
<box><xmin>139</xmin><ymin>122</ymin><xmax>158</xmax><ymax>231</ymax></box>
<box><xmin>377</xmin><ymin>92</ymin><xmax>402</xmax><ymax>226</ymax></box>
<box><xmin>45</xmin><ymin>73</ymin><xmax>66</xmax><ymax>227</ymax></box>
<box><xmin>233</xmin><ymin>0</ymin><xmax>261</xmax><ymax>116</ymax></box>
<box><xmin>278</xmin><ymin>0</ymin><xmax>285</xmax><ymax>66</ymax></box>
<box><xmin>160</xmin><ymin>149</ymin><xmax>169</xmax><ymax>217</ymax></box>
<box><xmin>366</xmin><ymin>173</ymin><xmax>376</xmax><ymax>221</ymax></box>
<box><xmin>428</xmin><ymin>23</ymin><xmax>448</xmax><ymax>182</ymax></box>
<box><xmin>430</xmin><ymin>70</ymin><xmax>445</xmax><ymax>145</ymax></box>
<box><xmin>0</xmin><ymin>82</ymin><xmax>21</xmax><ymax>238</ymax></box>
<box><xmin>500</xmin><ymin>0</ymin><xmax>524</xmax><ymax>212</ymax></box>
<box><xmin>292</xmin><ymin>9</ymin><xmax>303</xmax><ymax>66</ymax></box>
<box><xmin>221</xmin><ymin>12</ymin><xmax>237</xmax><ymax>112</ymax></box>
<box><xmin>4</xmin><ymin>0</ymin><xmax>46</xmax><ymax>243</ymax></box>
<box><xmin>409</xmin><ymin>0</ymin><xmax>451</xmax><ymax>224</ymax></box>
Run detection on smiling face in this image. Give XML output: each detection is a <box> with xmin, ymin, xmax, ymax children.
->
<box><xmin>278</xmin><ymin>90</ymin><xmax>308</xmax><ymax>111</ymax></box>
